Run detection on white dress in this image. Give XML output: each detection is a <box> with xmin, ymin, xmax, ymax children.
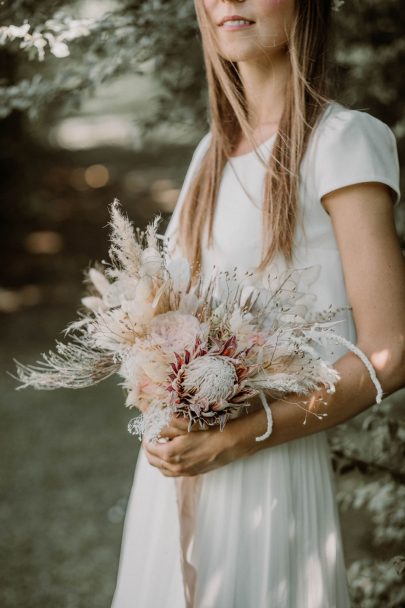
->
<box><xmin>111</xmin><ymin>101</ymin><xmax>401</xmax><ymax>608</ymax></box>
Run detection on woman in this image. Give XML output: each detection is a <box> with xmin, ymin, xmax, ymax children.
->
<box><xmin>112</xmin><ymin>1</ymin><xmax>405</xmax><ymax>606</ymax></box>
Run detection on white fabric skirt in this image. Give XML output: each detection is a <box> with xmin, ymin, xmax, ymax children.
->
<box><xmin>111</xmin><ymin>431</ymin><xmax>351</xmax><ymax>608</ymax></box>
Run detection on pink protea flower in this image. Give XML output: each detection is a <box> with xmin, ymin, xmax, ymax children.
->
<box><xmin>167</xmin><ymin>336</ymin><xmax>259</xmax><ymax>430</ymax></box>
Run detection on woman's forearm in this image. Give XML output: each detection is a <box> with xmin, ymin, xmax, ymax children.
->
<box><xmin>224</xmin><ymin>347</ymin><xmax>405</xmax><ymax>459</ymax></box>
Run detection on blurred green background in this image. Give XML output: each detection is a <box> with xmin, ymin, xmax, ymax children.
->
<box><xmin>0</xmin><ymin>1</ymin><xmax>404</xmax><ymax>607</ymax></box>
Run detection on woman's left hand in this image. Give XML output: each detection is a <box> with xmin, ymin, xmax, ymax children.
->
<box><xmin>142</xmin><ymin>414</ymin><xmax>239</xmax><ymax>477</ymax></box>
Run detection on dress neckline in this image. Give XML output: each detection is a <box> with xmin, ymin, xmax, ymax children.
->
<box><xmin>224</xmin><ymin>99</ymin><xmax>340</xmax><ymax>162</ymax></box>
<box><xmin>227</xmin><ymin>101</ymin><xmax>338</xmax><ymax>162</ymax></box>
<box><xmin>228</xmin><ymin>131</ymin><xmax>277</xmax><ymax>160</ymax></box>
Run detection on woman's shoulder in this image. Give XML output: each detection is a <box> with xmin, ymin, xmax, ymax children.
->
<box><xmin>177</xmin><ymin>131</ymin><xmax>212</xmax><ymax>196</ymax></box>
<box><xmin>164</xmin><ymin>131</ymin><xmax>212</xmax><ymax>247</ymax></box>
<box><xmin>306</xmin><ymin>100</ymin><xmax>401</xmax><ymax>206</ymax></box>
<box><xmin>314</xmin><ymin>100</ymin><xmax>397</xmax><ymax>146</ymax></box>
<box><xmin>191</xmin><ymin>131</ymin><xmax>212</xmax><ymax>163</ymax></box>
<box><xmin>182</xmin><ymin>131</ymin><xmax>212</xmax><ymax>184</ymax></box>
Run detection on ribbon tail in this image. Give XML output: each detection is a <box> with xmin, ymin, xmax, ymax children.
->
<box><xmin>174</xmin><ymin>475</ymin><xmax>203</xmax><ymax>608</ymax></box>
<box><xmin>255</xmin><ymin>390</ymin><xmax>273</xmax><ymax>442</ymax></box>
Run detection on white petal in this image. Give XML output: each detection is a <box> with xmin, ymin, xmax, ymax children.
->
<box><xmin>89</xmin><ymin>268</ymin><xmax>111</xmax><ymax>296</ymax></box>
<box><xmin>81</xmin><ymin>296</ymin><xmax>106</xmax><ymax>313</ymax></box>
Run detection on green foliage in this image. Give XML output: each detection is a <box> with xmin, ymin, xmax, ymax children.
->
<box><xmin>0</xmin><ymin>0</ymin><xmax>206</xmax><ymax>127</ymax></box>
<box><xmin>333</xmin><ymin>0</ymin><xmax>404</xmax><ymax>127</ymax></box>
<box><xmin>339</xmin><ymin>475</ymin><xmax>404</xmax><ymax>546</ymax></box>
<box><xmin>330</xmin><ymin>400</ymin><xmax>405</xmax><ymax>477</ymax></box>
<box><xmin>347</xmin><ymin>558</ymin><xmax>405</xmax><ymax>608</ymax></box>
<box><xmin>330</xmin><ymin>393</ymin><xmax>405</xmax><ymax>606</ymax></box>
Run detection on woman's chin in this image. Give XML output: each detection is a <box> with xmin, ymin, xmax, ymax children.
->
<box><xmin>218</xmin><ymin>44</ymin><xmax>285</xmax><ymax>65</ymax></box>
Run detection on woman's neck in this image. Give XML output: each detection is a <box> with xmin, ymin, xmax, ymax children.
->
<box><xmin>238</xmin><ymin>50</ymin><xmax>290</xmax><ymax>131</ymax></box>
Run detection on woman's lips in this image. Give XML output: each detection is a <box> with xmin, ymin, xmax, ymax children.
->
<box><xmin>218</xmin><ymin>15</ymin><xmax>255</xmax><ymax>31</ymax></box>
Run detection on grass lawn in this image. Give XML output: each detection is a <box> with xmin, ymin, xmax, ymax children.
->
<box><xmin>0</xmin><ymin>306</ymin><xmax>138</xmax><ymax>608</ymax></box>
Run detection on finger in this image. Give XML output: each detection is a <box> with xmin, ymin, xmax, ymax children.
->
<box><xmin>169</xmin><ymin>414</ymin><xmax>191</xmax><ymax>431</ymax></box>
<box><xmin>158</xmin><ymin>418</ymin><xmax>191</xmax><ymax>439</ymax></box>
<box><xmin>169</xmin><ymin>413</ymin><xmax>202</xmax><ymax>432</ymax></box>
<box><xmin>143</xmin><ymin>444</ymin><xmax>186</xmax><ymax>476</ymax></box>
<box><xmin>157</xmin><ymin>426</ymin><xmax>183</xmax><ymax>440</ymax></box>
<box><xmin>145</xmin><ymin>453</ymin><xmax>178</xmax><ymax>476</ymax></box>
<box><xmin>142</xmin><ymin>439</ymin><xmax>163</xmax><ymax>458</ymax></box>
<box><xmin>143</xmin><ymin>436</ymin><xmax>182</xmax><ymax>461</ymax></box>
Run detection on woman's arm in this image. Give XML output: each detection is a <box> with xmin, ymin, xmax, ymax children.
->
<box><xmin>227</xmin><ymin>181</ymin><xmax>405</xmax><ymax>453</ymax></box>
<box><xmin>143</xmin><ymin>181</ymin><xmax>405</xmax><ymax>475</ymax></box>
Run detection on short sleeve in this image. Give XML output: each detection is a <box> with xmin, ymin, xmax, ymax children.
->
<box><xmin>164</xmin><ymin>131</ymin><xmax>212</xmax><ymax>257</ymax></box>
<box><xmin>312</xmin><ymin>106</ymin><xmax>401</xmax><ymax>208</ymax></box>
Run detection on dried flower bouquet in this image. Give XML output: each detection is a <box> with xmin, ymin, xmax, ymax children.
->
<box><xmin>14</xmin><ymin>200</ymin><xmax>382</xmax><ymax>442</ymax></box>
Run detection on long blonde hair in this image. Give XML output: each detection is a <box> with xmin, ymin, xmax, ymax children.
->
<box><xmin>178</xmin><ymin>0</ymin><xmax>334</xmax><ymax>276</ymax></box>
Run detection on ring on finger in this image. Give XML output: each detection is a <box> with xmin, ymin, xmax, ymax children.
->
<box><xmin>157</xmin><ymin>436</ymin><xmax>170</xmax><ymax>444</ymax></box>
